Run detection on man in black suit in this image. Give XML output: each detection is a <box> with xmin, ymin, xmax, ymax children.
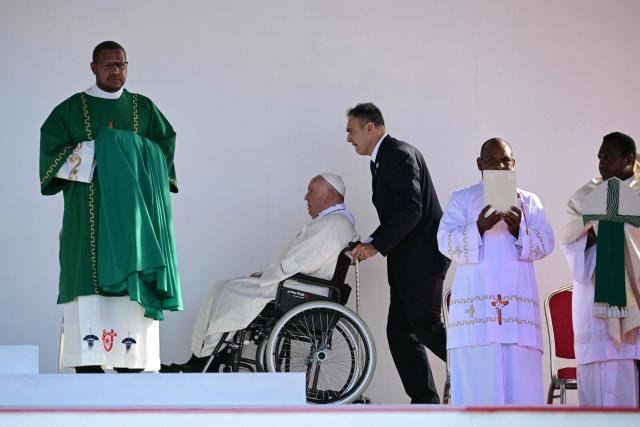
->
<box><xmin>348</xmin><ymin>103</ymin><xmax>449</xmax><ymax>403</ymax></box>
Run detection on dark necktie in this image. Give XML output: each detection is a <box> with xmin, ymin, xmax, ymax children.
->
<box><xmin>370</xmin><ymin>160</ymin><xmax>376</xmax><ymax>177</ymax></box>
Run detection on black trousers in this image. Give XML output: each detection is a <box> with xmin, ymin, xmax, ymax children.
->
<box><xmin>387</xmin><ymin>274</ymin><xmax>447</xmax><ymax>404</ymax></box>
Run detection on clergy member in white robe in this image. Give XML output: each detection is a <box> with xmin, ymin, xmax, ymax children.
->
<box><xmin>561</xmin><ymin>132</ymin><xmax>640</xmax><ymax>407</ymax></box>
<box><xmin>438</xmin><ymin>138</ymin><xmax>554</xmax><ymax>405</ymax></box>
<box><xmin>183</xmin><ymin>173</ymin><xmax>358</xmax><ymax>368</ymax></box>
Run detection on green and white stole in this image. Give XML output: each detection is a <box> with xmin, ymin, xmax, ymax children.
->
<box><xmin>583</xmin><ymin>178</ymin><xmax>640</xmax><ymax>318</ymax></box>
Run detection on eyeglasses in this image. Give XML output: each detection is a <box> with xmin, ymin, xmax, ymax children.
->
<box><xmin>97</xmin><ymin>61</ymin><xmax>128</xmax><ymax>71</ymax></box>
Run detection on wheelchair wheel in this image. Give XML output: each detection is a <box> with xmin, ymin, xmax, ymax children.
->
<box><xmin>265</xmin><ymin>301</ymin><xmax>376</xmax><ymax>404</ymax></box>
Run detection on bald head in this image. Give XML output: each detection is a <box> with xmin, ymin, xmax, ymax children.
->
<box><xmin>477</xmin><ymin>138</ymin><xmax>516</xmax><ymax>172</ymax></box>
<box><xmin>479</xmin><ymin>138</ymin><xmax>512</xmax><ymax>157</ymax></box>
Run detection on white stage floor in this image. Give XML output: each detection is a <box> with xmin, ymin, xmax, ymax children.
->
<box><xmin>1</xmin><ymin>405</ymin><xmax>639</xmax><ymax>427</ymax></box>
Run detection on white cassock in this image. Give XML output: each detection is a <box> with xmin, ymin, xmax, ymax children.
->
<box><xmin>191</xmin><ymin>204</ymin><xmax>359</xmax><ymax>357</ymax></box>
<box><xmin>561</xmin><ymin>175</ymin><xmax>640</xmax><ymax>407</ymax></box>
<box><xmin>437</xmin><ymin>182</ymin><xmax>554</xmax><ymax>405</ymax></box>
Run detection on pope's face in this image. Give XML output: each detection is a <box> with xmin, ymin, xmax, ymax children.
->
<box><xmin>346</xmin><ymin>116</ymin><xmax>375</xmax><ymax>156</ymax></box>
<box><xmin>91</xmin><ymin>48</ymin><xmax>127</xmax><ymax>93</ymax></box>
<box><xmin>304</xmin><ymin>178</ymin><xmax>328</xmax><ymax>219</ymax></box>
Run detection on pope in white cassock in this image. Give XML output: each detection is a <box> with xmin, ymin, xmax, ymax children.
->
<box><xmin>166</xmin><ymin>173</ymin><xmax>358</xmax><ymax>372</ymax></box>
<box><xmin>437</xmin><ymin>138</ymin><xmax>554</xmax><ymax>405</ymax></box>
<box><xmin>561</xmin><ymin>132</ymin><xmax>640</xmax><ymax>407</ymax></box>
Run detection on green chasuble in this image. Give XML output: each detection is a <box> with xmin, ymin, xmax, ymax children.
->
<box><xmin>39</xmin><ymin>89</ymin><xmax>181</xmax><ymax>319</ymax></box>
<box><xmin>96</xmin><ymin>128</ymin><xmax>181</xmax><ymax>320</ymax></box>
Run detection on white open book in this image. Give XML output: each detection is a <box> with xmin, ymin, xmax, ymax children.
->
<box><xmin>483</xmin><ymin>170</ymin><xmax>517</xmax><ymax>214</ymax></box>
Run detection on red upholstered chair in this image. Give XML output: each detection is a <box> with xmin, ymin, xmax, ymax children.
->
<box><xmin>544</xmin><ymin>284</ymin><xmax>578</xmax><ymax>404</ymax></box>
<box><xmin>442</xmin><ymin>288</ymin><xmax>452</xmax><ymax>404</ymax></box>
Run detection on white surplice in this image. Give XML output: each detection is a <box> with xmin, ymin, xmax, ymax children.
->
<box><xmin>63</xmin><ymin>295</ymin><xmax>160</xmax><ymax>371</ymax></box>
<box><xmin>191</xmin><ymin>204</ymin><xmax>358</xmax><ymax>357</ymax></box>
<box><xmin>438</xmin><ymin>182</ymin><xmax>554</xmax><ymax>405</ymax></box>
<box><xmin>561</xmin><ymin>175</ymin><xmax>640</xmax><ymax>407</ymax></box>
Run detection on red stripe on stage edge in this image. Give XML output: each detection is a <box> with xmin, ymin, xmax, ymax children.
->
<box><xmin>0</xmin><ymin>406</ymin><xmax>639</xmax><ymax>414</ymax></box>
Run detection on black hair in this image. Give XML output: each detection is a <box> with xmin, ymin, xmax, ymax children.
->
<box><xmin>602</xmin><ymin>132</ymin><xmax>636</xmax><ymax>157</ymax></box>
<box><xmin>92</xmin><ymin>41</ymin><xmax>126</xmax><ymax>63</ymax></box>
<box><xmin>347</xmin><ymin>103</ymin><xmax>385</xmax><ymax>127</ymax></box>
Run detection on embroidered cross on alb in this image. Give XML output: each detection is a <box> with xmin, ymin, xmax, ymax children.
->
<box><xmin>465</xmin><ymin>303</ymin><xmax>475</xmax><ymax>318</ymax></box>
<box><xmin>491</xmin><ymin>294</ymin><xmax>509</xmax><ymax>325</ymax></box>
<box><xmin>450</xmin><ymin>247</ymin><xmax>465</xmax><ymax>257</ymax></box>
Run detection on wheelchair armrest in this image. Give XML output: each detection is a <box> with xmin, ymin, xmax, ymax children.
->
<box><xmin>278</xmin><ymin>273</ymin><xmax>344</xmax><ymax>304</ymax></box>
<box><xmin>288</xmin><ymin>273</ymin><xmax>333</xmax><ymax>286</ymax></box>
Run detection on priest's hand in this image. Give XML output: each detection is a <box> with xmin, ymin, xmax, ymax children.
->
<box><xmin>250</xmin><ymin>271</ymin><xmax>262</xmax><ymax>278</ymax></box>
<box><xmin>586</xmin><ymin>227</ymin><xmax>597</xmax><ymax>249</ymax></box>
<box><xmin>477</xmin><ymin>205</ymin><xmax>501</xmax><ymax>237</ymax></box>
<box><xmin>501</xmin><ymin>206</ymin><xmax>522</xmax><ymax>239</ymax></box>
<box><xmin>352</xmin><ymin>243</ymin><xmax>379</xmax><ymax>261</ymax></box>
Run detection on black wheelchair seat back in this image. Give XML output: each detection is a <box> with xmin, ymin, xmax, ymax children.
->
<box><xmin>271</xmin><ymin>243</ymin><xmax>355</xmax><ymax>315</ymax></box>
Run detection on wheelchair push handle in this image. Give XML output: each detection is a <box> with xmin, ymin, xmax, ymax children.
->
<box><xmin>344</xmin><ymin>240</ymin><xmax>361</xmax><ymax>264</ymax></box>
<box><xmin>344</xmin><ymin>241</ymin><xmax>362</xmax><ymax>315</ymax></box>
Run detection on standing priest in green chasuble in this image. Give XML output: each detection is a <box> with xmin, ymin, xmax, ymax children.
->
<box><xmin>39</xmin><ymin>41</ymin><xmax>182</xmax><ymax>373</ymax></box>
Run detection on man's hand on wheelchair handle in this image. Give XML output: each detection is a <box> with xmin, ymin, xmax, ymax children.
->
<box><xmin>351</xmin><ymin>243</ymin><xmax>379</xmax><ymax>261</ymax></box>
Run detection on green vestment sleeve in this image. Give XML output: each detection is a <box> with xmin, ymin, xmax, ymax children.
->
<box><xmin>138</xmin><ymin>96</ymin><xmax>178</xmax><ymax>193</ymax></box>
<box><xmin>40</xmin><ymin>100</ymin><xmax>74</xmax><ymax>195</ymax></box>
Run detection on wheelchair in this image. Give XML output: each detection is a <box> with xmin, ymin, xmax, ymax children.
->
<box><xmin>200</xmin><ymin>243</ymin><xmax>376</xmax><ymax>404</ymax></box>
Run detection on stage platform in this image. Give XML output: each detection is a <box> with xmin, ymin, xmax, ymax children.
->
<box><xmin>0</xmin><ymin>373</ymin><xmax>306</xmax><ymax>407</ymax></box>
<box><xmin>0</xmin><ymin>368</ymin><xmax>638</xmax><ymax>426</ymax></box>
<box><xmin>1</xmin><ymin>405</ymin><xmax>639</xmax><ymax>427</ymax></box>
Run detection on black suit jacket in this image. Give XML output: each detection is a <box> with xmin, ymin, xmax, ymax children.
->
<box><xmin>370</xmin><ymin>135</ymin><xmax>449</xmax><ymax>286</ymax></box>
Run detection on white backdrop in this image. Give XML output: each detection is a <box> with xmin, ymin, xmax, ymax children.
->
<box><xmin>1</xmin><ymin>0</ymin><xmax>640</xmax><ymax>404</ymax></box>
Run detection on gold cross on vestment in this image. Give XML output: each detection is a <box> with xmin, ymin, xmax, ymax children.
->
<box><xmin>491</xmin><ymin>294</ymin><xmax>509</xmax><ymax>325</ymax></box>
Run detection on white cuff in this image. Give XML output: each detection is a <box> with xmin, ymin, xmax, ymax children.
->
<box><xmin>55</xmin><ymin>140</ymin><xmax>96</xmax><ymax>183</ymax></box>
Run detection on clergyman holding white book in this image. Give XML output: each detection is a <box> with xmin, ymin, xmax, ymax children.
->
<box><xmin>437</xmin><ymin>138</ymin><xmax>554</xmax><ymax>405</ymax></box>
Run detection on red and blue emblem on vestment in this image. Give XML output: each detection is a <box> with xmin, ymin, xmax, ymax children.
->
<box><xmin>82</xmin><ymin>331</ymin><xmax>99</xmax><ymax>350</ymax></box>
<box><xmin>102</xmin><ymin>329</ymin><xmax>118</xmax><ymax>352</ymax></box>
<box><xmin>122</xmin><ymin>336</ymin><xmax>137</xmax><ymax>353</ymax></box>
